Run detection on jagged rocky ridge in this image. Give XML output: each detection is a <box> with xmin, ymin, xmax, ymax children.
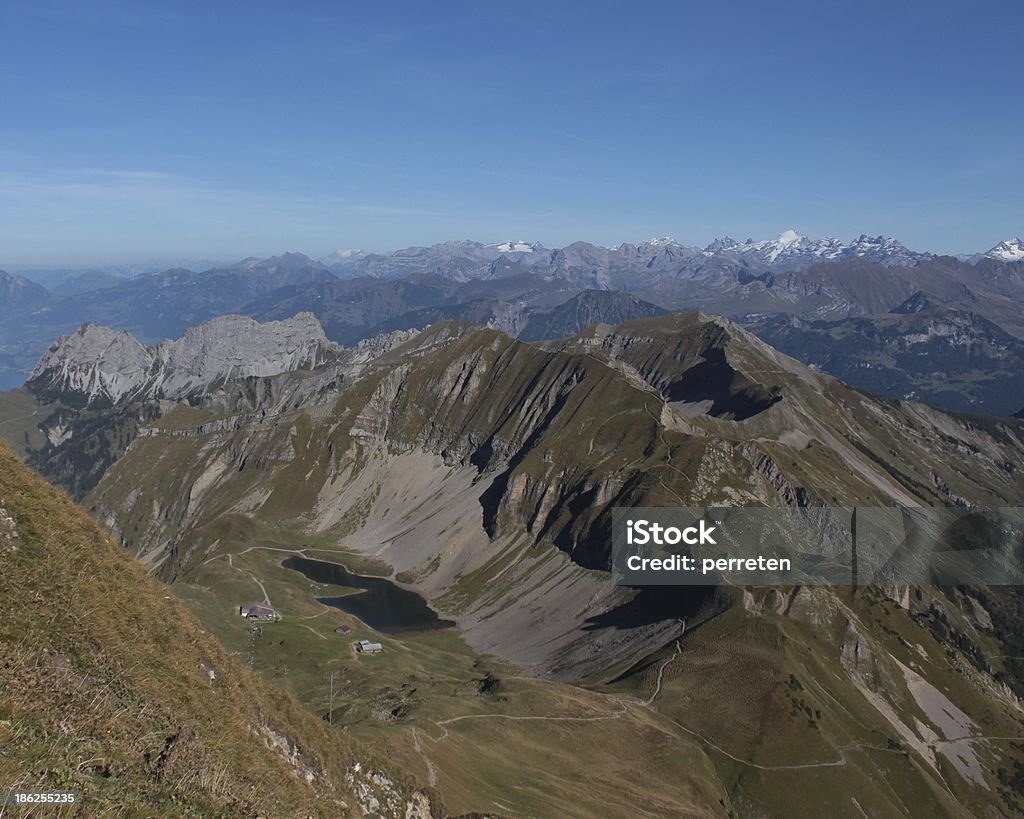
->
<box><xmin>985</xmin><ymin>237</ymin><xmax>1024</xmax><ymax>262</ymax></box>
<box><xmin>29</xmin><ymin>312</ymin><xmax>341</xmax><ymax>406</ymax></box>
<box><xmin>21</xmin><ymin>314</ymin><xmax>419</xmax><ymax>499</ymax></box>
<box><xmin>326</xmin><ymin>231</ymin><xmax>932</xmax><ymax>284</ymax></box>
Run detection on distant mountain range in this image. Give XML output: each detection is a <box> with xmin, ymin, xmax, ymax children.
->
<box><xmin>1</xmin><ymin>230</ymin><xmax>1023</xmax><ymax>414</ymax></box>
<box><xmin>9</xmin><ymin>231</ymin><xmax>1021</xmax><ymax>288</ymax></box>
<box><xmin>317</xmin><ymin>230</ymin><xmax>1022</xmax><ymax>282</ymax></box>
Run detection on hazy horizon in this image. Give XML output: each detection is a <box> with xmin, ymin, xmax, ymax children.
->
<box><xmin>5</xmin><ymin>225</ymin><xmax>1021</xmax><ymax>275</ymax></box>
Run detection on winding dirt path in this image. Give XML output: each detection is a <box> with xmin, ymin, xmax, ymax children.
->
<box><xmin>642</xmin><ymin>636</ymin><xmax>682</xmax><ymax>706</ymax></box>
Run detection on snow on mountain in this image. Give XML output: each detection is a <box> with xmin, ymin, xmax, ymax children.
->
<box><xmin>644</xmin><ymin>237</ymin><xmax>681</xmax><ymax>247</ymax></box>
<box><xmin>320</xmin><ymin>248</ymin><xmax>366</xmax><ymax>266</ymax></box>
<box><xmin>764</xmin><ymin>228</ymin><xmax>808</xmax><ymax>260</ymax></box>
<box><xmin>703</xmin><ymin>229</ymin><xmax>810</xmax><ymax>262</ymax></box>
<box><xmin>985</xmin><ymin>238</ymin><xmax>1024</xmax><ymax>262</ymax></box>
<box><xmin>492</xmin><ymin>240</ymin><xmax>537</xmax><ymax>253</ymax></box>
<box><xmin>843</xmin><ymin>235</ymin><xmax>923</xmax><ymax>266</ymax></box>
<box><xmin>702</xmin><ymin>230</ymin><xmax>926</xmax><ymax>268</ymax></box>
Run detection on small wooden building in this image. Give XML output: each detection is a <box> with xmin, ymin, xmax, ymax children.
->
<box><xmin>356</xmin><ymin>639</ymin><xmax>383</xmax><ymax>654</ymax></box>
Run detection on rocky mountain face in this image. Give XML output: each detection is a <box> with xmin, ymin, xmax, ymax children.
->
<box><xmin>29</xmin><ymin>324</ymin><xmax>154</xmax><ymax>406</ymax></box>
<box><xmin>3</xmin><ymin>287</ymin><xmax>674</xmax><ymax>496</ymax></box>
<box><xmin>0</xmin><ymin>254</ymin><xmax>336</xmax><ymax>390</ymax></box>
<box><xmin>19</xmin><ymin>313</ymin><xmax>353</xmax><ymax>499</ymax></box>
<box><xmin>29</xmin><ymin>312</ymin><xmax>341</xmax><ymax>406</ymax></box>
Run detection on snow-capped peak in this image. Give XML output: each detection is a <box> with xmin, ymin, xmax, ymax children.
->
<box><xmin>493</xmin><ymin>240</ymin><xmax>535</xmax><ymax>253</ymax></box>
<box><xmin>776</xmin><ymin>228</ymin><xmax>803</xmax><ymax>247</ymax></box>
<box><xmin>644</xmin><ymin>236</ymin><xmax>680</xmax><ymax>247</ymax></box>
<box><xmin>321</xmin><ymin>248</ymin><xmax>366</xmax><ymax>266</ymax></box>
<box><xmin>701</xmin><ymin>230</ymin><xmax>924</xmax><ymax>267</ymax></box>
<box><xmin>714</xmin><ymin>229</ymin><xmax>809</xmax><ymax>262</ymax></box>
<box><xmin>985</xmin><ymin>238</ymin><xmax>1024</xmax><ymax>262</ymax></box>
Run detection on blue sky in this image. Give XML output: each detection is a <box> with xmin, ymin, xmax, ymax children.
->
<box><xmin>1</xmin><ymin>0</ymin><xmax>1022</xmax><ymax>267</ymax></box>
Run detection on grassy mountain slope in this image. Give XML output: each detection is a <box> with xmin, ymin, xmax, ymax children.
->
<box><xmin>0</xmin><ymin>442</ymin><xmax>431</xmax><ymax>818</ymax></box>
<box><xmin>0</xmin><ymin>388</ymin><xmax>51</xmax><ymax>457</ymax></box>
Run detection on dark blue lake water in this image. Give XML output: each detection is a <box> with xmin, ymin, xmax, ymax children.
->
<box><xmin>281</xmin><ymin>556</ymin><xmax>454</xmax><ymax>634</ymax></box>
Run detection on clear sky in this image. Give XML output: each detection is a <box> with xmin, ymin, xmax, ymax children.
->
<box><xmin>1</xmin><ymin>0</ymin><xmax>1022</xmax><ymax>267</ymax></box>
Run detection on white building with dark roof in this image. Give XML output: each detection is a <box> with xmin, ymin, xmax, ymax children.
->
<box><xmin>356</xmin><ymin>639</ymin><xmax>383</xmax><ymax>654</ymax></box>
<box><xmin>239</xmin><ymin>602</ymin><xmax>280</xmax><ymax>622</ymax></box>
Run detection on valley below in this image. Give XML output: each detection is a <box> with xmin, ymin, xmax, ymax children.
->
<box><xmin>162</xmin><ymin>523</ymin><xmax>1024</xmax><ymax>818</ymax></box>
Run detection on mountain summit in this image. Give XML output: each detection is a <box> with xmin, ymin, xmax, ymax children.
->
<box><xmin>0</xmin><ymin>269</ymin><xmax>49</xmax><ymax>318</ymax></box>
<box><xmin>491</xmin><ymin>239</ymin><xmax>539</xmax><ymax>253</ymax></box>
<box><xmin>985</xmin><ymin>237</ymin><xmax>1024</xmax><ymax>262</ymax></box>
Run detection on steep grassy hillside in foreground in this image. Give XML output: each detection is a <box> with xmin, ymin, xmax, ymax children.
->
<box><xmin>0</xmin><ymin>442</ymin><xmax>431</xmax><ymax>818</ymax></box>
